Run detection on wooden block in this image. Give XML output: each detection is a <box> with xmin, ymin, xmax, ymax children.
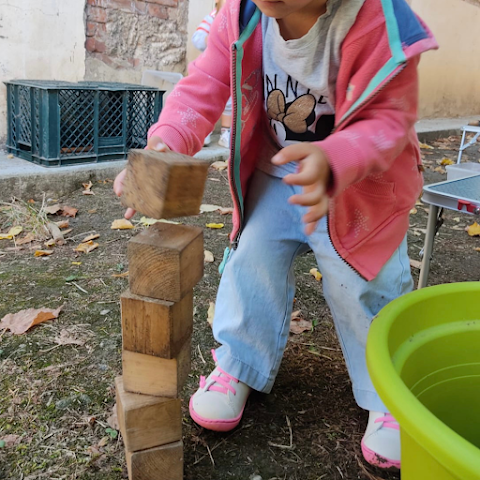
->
<box><xmin>115</xmin><ymin>377</ymin><xmax>182</xmax><ymax>452</ymax></box>
<box><xmin>121</xmin><ymin>289</ymin><xmax>193</xmax><ymax>359</ymax></box>
<box><xmin>128</xmin><ymin>222</ymin><xmax>203</xmax><ymax>302</ymax></box>
<box><xmin>126</xmin><ymin>441</ymin><xmax>183</xmax><ymax>480</ymax></box>
<box><xmin>123</xmin><ymin>337</ymin><xmax>191</xmax><ymax>397</ymax></box>
<box><xmin>121</xmin><ymin>149</ymin><xmax>209</xmax><ymax>219</ymax></box>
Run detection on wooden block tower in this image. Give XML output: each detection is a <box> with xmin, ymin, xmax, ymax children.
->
<box><xmin>116</xmin><ymin>149</ymin><xmax>209</xmax><ymax>480</ymax></box>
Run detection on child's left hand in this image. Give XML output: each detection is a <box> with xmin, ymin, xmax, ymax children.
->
<box><xmin>272</xmin><ymin>143</ymin><xmax>331</xmax><ymax>236</ymax></box>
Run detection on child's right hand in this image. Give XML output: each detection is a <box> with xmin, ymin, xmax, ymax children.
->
<box><xmin>113</xmin><ymin>136</ymin><xmax>170</xmax><ymax>220</ymax></box>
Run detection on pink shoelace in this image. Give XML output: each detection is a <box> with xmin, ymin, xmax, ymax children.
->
<box><xmin>199</xmin><ymin>349</ymin><xmax>239</xmax><ymax>395</ymax></box>
<box><xmin>375</xmin><ymin>413</ymin><xmax>400</xmax><ymax>430</ymax></box>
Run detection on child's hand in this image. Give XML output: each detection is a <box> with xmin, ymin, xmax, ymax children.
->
<box><xmin>113</xmin><ymin>136</ymin><xmax>170</xmax><ymax>220</ymax></box>
<box><xmin>272</xmin><ymin>143</ymin><xmax>331</xmax><ymax>236</ymax></box>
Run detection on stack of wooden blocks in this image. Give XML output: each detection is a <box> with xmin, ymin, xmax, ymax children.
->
<box><xmin>115</xmin><ymin>149</ymin><xmax>210</xmax><ymax>480</ymax></box>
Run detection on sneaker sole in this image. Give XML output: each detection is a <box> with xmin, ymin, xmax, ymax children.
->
<box><xmin>361</xmin><ymin>439</ymin><xmax>401</xmax><ymax>469</ymax></box>
<box><xmin>189</xmin><ymin>397</ymin><xmax>245</xmax><ymax>432</ymax></box>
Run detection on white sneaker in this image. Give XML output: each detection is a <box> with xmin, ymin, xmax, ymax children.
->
<box><xmin>361</xmin><ymin>411</ymin><xmax>401</xmax><ymax>469</ymax></box>
<box><xmin>189</xmin><ymin>350</ymin><xmax>251</xmax><ymax>432</ymax></box>
<box><xmin>218</xmin><ymin>128</ymin><xmax>230</xmax><ymax>149</ymax></box>
<box><xmin>204</xmin><ymin>132</ymin><xmax>212</xmax><ymax>146</ymax></box>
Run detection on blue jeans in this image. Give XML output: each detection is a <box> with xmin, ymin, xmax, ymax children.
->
<box><xmin>213</xmin><ymin>170</ymin><xmax>413</xmax><ymax>412</ymax></box>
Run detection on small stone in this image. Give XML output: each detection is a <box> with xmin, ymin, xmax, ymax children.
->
<box><xmin>100</xmin><ymin>309</ymin><xmax>110</xmax><ymax>316</ymax></box>
<box><xmin>249</xmin><ymin>475</ymin><xmax>263</xmax><ymax>480</ymax></box>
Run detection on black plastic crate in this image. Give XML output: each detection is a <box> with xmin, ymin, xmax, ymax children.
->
<box><xmin>5</xmin><ymin>80</ymin><xmax>164</xmax><ymax>167</ymax></box>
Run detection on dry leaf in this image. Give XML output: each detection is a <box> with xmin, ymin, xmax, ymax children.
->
<box><xmin>111</xmin><ymin>271</ymin><xmax>129</xmax><ymax>278</ymax></box>
<box><xmin>290</xmin><ymin>311</ymin><xmax>312</xmax><ymax>335</ymax></box>
<box><xmin>82</xmin><ymin>181</ymin><xmax>94</xmax><ymax>195</ymax></box>
<box><xmin>44</xmin><ymin>239</ymin><xmax>56</xmax><ymax>248</ymax></box>
<box><xmin>207</xmin><ymin>302</ymin><xmax>215</xmax><ymax>327</ymax></box>
<box><xmin>466</xmin><ymin>222</ymin><xmax>480</xmax><ymax>237</ymax></box>
<box><xmin>0</xmin><ymin>434</ymin><xmax>21</xmax><ymax>447</ymax></box>
<box><xmin>409</xmin><ymin>259</ymin><xmax>422</xmax><ymax>270</ymax></box>
<box><xmin>211</xmin><ymin>161</ymin><xmax>228</xmax><ymax>171</ymax></box>
<box><xmin>82</xmin><ymin>233</ymin><xmax>100</xmax><ymax>243</ymax></box>
<box><xmin>419</xmin><ymin>142</ymin><xmax>434</xmax><ymax>150</ymax></box>
<box><xmin>433</xmin><ymin>166</ymin><xmax>446</xmax><ymax>174</ymax></box>
<box><xmin>0</xmin><ymin>226</ymin><xmax>23</xmax><ymax>240</ymax></box>
<box><xmin>309</xmin><ymin>268</ymin><xmax>323</xmax><ymax>281</ymax></box>
<box><xmin>15</xmin><ymin>233</ymin><xmax>35</xmax><ymax>245</ymax></box>
<box><xmin>204</xmin><ymin>250</ymin><xmax>215</xmax><ymax>263</ymax></box>
<box><xmin>62</xmin><ymin>228</ymin><xmax>73</xmax><ymax>236</ymax></box>
<box><xmin>0</xmin><ymin>305</ymin><xmax>63</xmax><ymax>334</ymax></box>
<box><xmin>34</xmin><ymin>250</ymin><xmax>54</xmax><ymax>257</ymax></box>
<box><xmin>97</xmin><ymin>437</ymin><xmax>109</xmax><ymax>448</ymax></box>
<box><xmin>47</xmin><ymin>222</ymin><xmax>65</xmax><ymax>245</ymax></box>
<box><xmin>475</xmin><ymin>248</ymin><xmax>480</xmax><ymax>253</ymax></box>
<box><xmin>410</xmin><ymin>208</ymin><xmax>418</xmax><ymax>215</ymax></box>
<box><xmin>72</xmin><ymin>262</ymin><xmax>82</xmax><ymax>266</ymax></box>
<box><xmin>218</xmin><ymin>207</ymin><xmax>234</xmax><ymax>215</ymax></box>
<box><xmin>440</xmin><ymin>158</ymin><xmax>455</xmax><ymax>166</ymax></box>
<box><xmin>61</xmin><ymin>206</ymin><xmax>78</xmax><ymax>218</ymax></box>
<box><xmin>206</xmin><ymin>223</ymin><xmax>224</xmax><ymax>229</ymax></box>
<box><xmin>200</xmin><ymin>204</ymin><xmax>223</xmax><ymax>213</ymax></box>
<box><xmin>55</xmin><ymin>220</ymin><xmax>70</xmax><ymax>229</ymax></box>
<box><xmin>45</xmin><ymin>204</ymin><xmax>61</xmax><ymax>215</ymax></box>
<box><xmin>75</xmin><ymin>241</ymin><xmax>99</xmax><ymax>253</ymax></box>
<box><xmin>111</xmin><ymin>219</ymin><xmax>134</xmax><ymax>230</ymax></box>
<box><xmin>88</xmin><ymin>209</ymin><xmax>97</xmax><ymax>214</ymax></box>
<box><xmin>137</xmin><ymin>217</ymin><xmax>181</xmax><ymax>226</ymax></box>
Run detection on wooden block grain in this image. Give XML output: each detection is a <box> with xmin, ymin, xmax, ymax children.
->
<box><xmin>128</xmin><ymin>223</ymin><xmax>203</xmax><ymax>302</ymax></box>
<box><xmin>121</xmin><ymin>149</ymin><xmax>209</xmax><ymax>219</ymax></box>
<box><xmin>115</xmin><ymin>377</ymin><xmax>182</xmax><ymax>453</ymax></box>
<box><xmin>126</xmin><ymin>441</ymin><xmax>183</xmax><ymax>480</ymax></box>
<box><xmin>123</xmin><ymin>338</ymin><xmax>191</xmax><ymax>397</ymax></box>
<box><xmin>121</xmin><ymin>289</ymin><xmax>193</xmax><ymax>359</ymax></box>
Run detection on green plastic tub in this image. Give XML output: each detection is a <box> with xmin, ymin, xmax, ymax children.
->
<box><xmin>367</xmin><ymin>282</ymin><xmax>480</xmax><ymax>479</ymax></box>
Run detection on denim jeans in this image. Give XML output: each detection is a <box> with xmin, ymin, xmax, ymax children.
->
<box><xmin>213</xmin><ymin>169</ymin><xmax>413</xmax><ymax>412</ymax></box>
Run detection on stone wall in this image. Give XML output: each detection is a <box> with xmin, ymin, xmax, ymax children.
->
<box><xmin>85</xmin><ymin>0</ymin><xmax>188</xmax><ymax>83</ymax></box>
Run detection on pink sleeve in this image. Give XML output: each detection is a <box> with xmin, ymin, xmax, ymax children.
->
<box><xmin>148</xmin><ymin>7</ymin><xmax>232</xmax><ymax>155</ymax></box>
<box><xmin>317</xmin><ymin>56</ymin><xmax>420</xmax><ymax>197</ymax></box>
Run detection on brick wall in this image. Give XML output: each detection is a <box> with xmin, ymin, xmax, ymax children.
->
<box><xmin>85</xmin><ymin>0</ymin><xmax>188</xmax><ymax>73</ymax></box>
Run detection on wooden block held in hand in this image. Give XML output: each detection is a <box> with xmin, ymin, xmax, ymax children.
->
<box><xmin>123</xmin><ymin>338</ymin><xmax>191</xmax><ymax>397</ymax></box>
<box><xmin>128</xmin><ymin>223</ymin><xmax>203</xmax><ymax>302</ymax></box>
<box><xmin>121</xmin><ymin>289</ymin><xmax>193</xmax><ymax>359</ymax></box>
<box><xmin>126</xmin><ymin>441</ymin><xmax>183</xmax><ymax>480</ymax></box>
<box><xmin>115</xmin><ymin>377</ymin><xmax>182</xmax><ymax>452</ymax></box>
<box><xmin>121</xmin><ymin>149</ymin><xmax>209</xmax><ymax>219</ymax></box>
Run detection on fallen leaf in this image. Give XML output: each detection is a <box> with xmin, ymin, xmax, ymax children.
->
<box><xmin>61</xmin><ymin>206</ymin><xmax>78</xmax><ymax>218</ymax></box>
<box><xmin>440</xmin><ymin>158</ymin><xmax>455</xmax><ymax>166</ymax></box>
<box><xmin>0</xmin><ymin>305</ymin><xmax>63</xmax><ymax>334</ymax></box>
<box><xmin>309</xmin><ymin>268</ymin><xmax>322</xmax><ymax>281</ymax></box>
<box><xmin>45</xmin><ymin>204</ymin><xmax>61</xmax><ymax>215</ymax></box>
<box><xmin>7</xmin><ymin>154</ymin><xmax>14</xmax><ymax>159</ymax></box>
<box><xmin>97</xmin><ymin>437</ymin><xmax>109</xmax><ymax>448</ymax></box>
<box><xmin>137</xmin><ymin>217</ymin><xmax>181</xmax><ymax>227</ymax></box>
<box><xmin>204</xmin><ymin>250</ymin><xmax>214</xmax><ymax>263</ymax></box>
<box><xmin>290</xmin><ymin>311</ymin><xmax>312</xmax><ymax>335</ymax></box>
<box><xmin>82</xmin><ymin>233</ymin><xmax>100</xmax><ymax>243</ymax></box>
<box><xmin>433</xmin><ymin>166</ymin><xmax>446</xmax><ymax>174</ymax></box>
<box><xmin>475</xmin><ymin>248</ymin><xmax>480</xmax><ymax>253</ymax></box>
<box><xmin>409</xmin><ymin>258</ymin><xmax>422</xmax><ymax>270</ymax></box>
<box><xmin>419</xmin><ymin>142</ymin><xmax>434</xmax><ymax>150</ymax></box>
<box><xmin>107</xmin><ymin>404</ymin><xmax>119</xmax><ymax>430</ymax></box>
<box><xmin>15</xmin><ymin>233</ymin><xmax>35</xmax><ymax>245</ymax></box>
<box><xmin>27</xmin><ymin>199</ymin><xmax>35</xmax><ymax>204</ymax></box>
<box><xmin>44</xmin><ymin>239</ymin><xmax>56</xmax><ymax>247</ymax></box>
<box><xmin>111</xmin><ymin>271</ymin><xmax>129</xmax><ymax>278</ymax></box>
<box><xmin>88</xmin><ymin>209</ymin><xmax>97</xmax><ymax>214</ymax></box>
<box><xmin>82</xmin><ymin>181</ymin><xmax>94</xmax><ymax>195</ymax></box>
<box><xmin>0</xmin><ymin>226</ymin><xmax>23</xmax><ymax>240</ymax></box>
<box><xmin>47</xmin><ymin>222</ymin><xmax>65</xmax><ymax>245</ymax></box>
<box><xmin>466</xmin><ymin>222</ymin><xmax>480</xmax><ymax>236</ymax></box>
<box><xmin>55</xmin><ymin>220</ymin><xmax>70</xmax><ymax>229</ymax></box>
<box><xmin>200</xmin><ymin>204</ymin><xmax>222</xmax><ymax>213</ymax></box>
<box><xmin>62</xmin><ymin>228</ymin><xmax>73</xmax><ymax>236</ymax></box>
<box><xmin>72</xmin><ymin>262</ymin><xmax>82</xmax><ymax>265</ymax></box>
<box><xmin>218</xmin><ymin>207</ymin><xmax>234</xmax><ymax>215</ymax></box>
<box><xmin>111</xmin><ymin>219</ymin><xmax>134</xmax><ymax>230</ymax></box>
<box><xmin>211</xmin><ymin>161</ymin><xmax>228</xmax><ymax>171</ymax></box>
<box><xmin>410</xmin><ymin>208</ymin><xmax>418</xmax><ymax>215</ymax></box>
<box><xmin>75</xmin><ymin>241</ymin><xmax>99</xmax><ymax>253</ymax></box>
<box><xmin>206</xmin><ymin>223</ymin><xmax>224</xmax><ymax>229</ymax></box>
<box><xmin>54</xmin><ymin>329</ymin><xmax>85</xmax><ymax>346</ymax></box>
<box><xmin>207</xmin><ymin>302</ymin><xmax>215</xmax><ymax>327</ymax></box>
<box><xmin>0</xmin><ymin>435</ymin><xmax>21</xmax><ymax>447</ymax></box>
<box><xmin>34</xmin><ymin>250</ymin><xmax>54</xmax><ymax>257</ymax></box>
<box><xmin>453</xmin><ymin>217</ymin><xmax>461</xmax><ymax>222</ymax></box>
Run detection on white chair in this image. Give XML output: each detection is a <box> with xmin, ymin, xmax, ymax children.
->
<box><xmin>457</xmin><ymin>125</ymin><xmax>480</xmax><ymax>163</ymax></box>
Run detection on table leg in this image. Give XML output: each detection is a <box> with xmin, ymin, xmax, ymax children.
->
<box><xmin>417</xmin><ymin>204</ymin><xmax>440</xmax><ymax>289</ymax></box>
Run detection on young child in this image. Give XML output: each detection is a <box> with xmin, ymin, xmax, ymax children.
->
<box><xmin>114</xmin><ymin>0</ymin><xmax>437</xmax><ymax>469</ymax></box>
<box><xmin>191</xmin><ymin>0</ymin><xmax>232</xmax><ymax>148</ymax></box>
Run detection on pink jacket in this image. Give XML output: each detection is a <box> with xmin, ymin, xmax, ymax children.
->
<box><xmin>149</xmin><ymin>0</ymin><xmax>438</xmax><ymax>280</ymax></box>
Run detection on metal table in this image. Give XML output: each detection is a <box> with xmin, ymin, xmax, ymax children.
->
<box><xmin>418</xmin><ymin>174</ymin><xmax>480</xmax><ymax>289</ymax></box>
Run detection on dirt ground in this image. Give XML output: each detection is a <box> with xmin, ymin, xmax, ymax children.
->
<box><xmin>0</xmin><ymin>135</ymin><xmax>479</xmax><ymax>480</ymax></box>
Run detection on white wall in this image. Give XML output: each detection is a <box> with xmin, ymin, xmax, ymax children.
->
<box><xmin>187</xmin><ymin>0</ymin><xmax>215</xmax><ymax>65</ymax></box>
<box><xmin>0</xmin><ymin>0</ymin><xmax>86</xmax><ymax>142</ymax></box>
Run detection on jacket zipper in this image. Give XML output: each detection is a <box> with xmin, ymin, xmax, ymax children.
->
<box><xmin>327</xmin><ymin>63</ymin><xmax>407</xmax><ymax>279</ymax></box>
<box><xmin>230</xmin><ymin>43</ymin><xmax>243</xmax><ymax>250</ymax></box>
